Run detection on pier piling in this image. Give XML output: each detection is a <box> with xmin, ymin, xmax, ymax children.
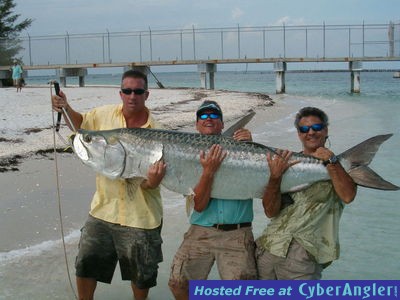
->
<box><xmin>198</xmin><ymin>63</ymin><xmax>216</xmax><ymax>90</ymax></box>
<box><xmin>274</xmin><ymin>62</ymin><xmax>287</xmax><ymax>94</ymax></box>
<box><xmin>350</xmin><ymin>61</ymin><xmax>362</xmax><ymax>93</ymax></box>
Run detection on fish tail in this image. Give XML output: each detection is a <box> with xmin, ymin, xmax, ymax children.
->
<box><xmin>339</xmin><ymin>134</ymin><xmax>399</xmax><ymax>190</ymax></box>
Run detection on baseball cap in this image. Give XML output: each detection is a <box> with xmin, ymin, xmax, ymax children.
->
<box><xmin>196</xmin><ymin>100</ymin><xmax>223</xmax><ymax>120</ymax></box>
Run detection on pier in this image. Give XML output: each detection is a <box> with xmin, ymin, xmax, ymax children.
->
<box><xmin>1</xmin><ymin>22</ymin><xmax>399</xmax><ymax>93</ymax></box>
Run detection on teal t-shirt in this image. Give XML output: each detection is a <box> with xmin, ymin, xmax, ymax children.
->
<box><xmin>190</xmin><ymin>198</ymin><xmax>253</xmax><ymax>226</ymax></box>
<box><xmin>12</xmin><ymin>65</ymin><xmax>23</xmax><ymax>80</ymax></box>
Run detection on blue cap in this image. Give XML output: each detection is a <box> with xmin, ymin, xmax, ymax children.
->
<box><xmin>196</xmin><ymin>100</ymin><xmax>223</xmax><ymax>120</ymax></box>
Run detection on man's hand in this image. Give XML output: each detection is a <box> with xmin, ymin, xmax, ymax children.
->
<box><xmin>267</xmin><ymin>149</ymin><xmax>298</xmax><ymax>179</ymax></box>
<box><xmin>51</xmin><ymin>90</ymin><xmax>68</xmax><ymax>112</ymax></box>
<box><xmin>311</xmin><ymin>147</ymin><xmax>334</xmax><ymax>162</ymax></box>
<box><xmin>200</xmin><ymin>144</ymin><xmax>227</xmax><ymax>176</ymax></box>
<box><xmin>141</xmin><ymin>160</ymin><xmax>167</xmax><ymax>189</ymax></box>
<box><xmin>233</xmin><ymin>128</ymin><xmax>252</xmax><ymax>141</ymax></box>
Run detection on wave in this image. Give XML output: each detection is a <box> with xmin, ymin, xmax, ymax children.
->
<box><xmin>0</xmin><ymin>229</ymin><xmax>80</xmax><ymax>265</ymax></box>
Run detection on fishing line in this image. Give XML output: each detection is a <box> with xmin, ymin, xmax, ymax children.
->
<box><xmin>49</xmin><ymin>82</ymin><xmax>78</xmax><ymax>300</ymax></box>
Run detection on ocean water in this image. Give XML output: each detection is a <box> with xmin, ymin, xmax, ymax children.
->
<box><xmin>1</xmin><ymin>71</ymin><xmax>400</xmax><ymax>299</ymax></box>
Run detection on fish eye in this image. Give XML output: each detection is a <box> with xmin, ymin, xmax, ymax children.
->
<box><xmin>83</xmin><ymin>134</ymin><xmax>92</xmax><ymax>143</ymax></box>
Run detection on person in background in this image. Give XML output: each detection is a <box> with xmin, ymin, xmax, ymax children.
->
<box><xmin>168</xmin><ymin>100</ymin><xmax>257</xmax><ymax>300</ymax></box>
<box><xmin>52</xmin><ymin>70</ymin><xmax>166</xmax><ymax>300</ymax></box>
<box><xmin>256</xmin><ymin>106</ymin><xmax>357</xmax><ymax>280</ymax></box>
<box><xmin>11</xmin><ymin>60</ymin><xmax>23</xmax><ymax>92</ymax></box>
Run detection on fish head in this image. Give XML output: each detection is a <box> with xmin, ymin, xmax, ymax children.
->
<box><xmin>71</xmin><ymin>130</ymin><xmax>126</xmax><ymax>179</ymax></box>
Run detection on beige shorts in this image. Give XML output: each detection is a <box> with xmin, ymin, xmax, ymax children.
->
<box><xmin>169</xmin><ymin>224</ymin><xmax>257</xmax><ymax>290</ymax></box>
<box><xmin>256</xmin><ymin>239</ymin><xmax>323</xmax><ymax>280</ymax></box>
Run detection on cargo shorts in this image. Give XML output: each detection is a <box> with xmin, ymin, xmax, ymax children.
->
<box><xmin>75</xmin><ymin>215</ymin><xmax>163</xmax><ymax>288</ymax></box>
<box><xmin>256</xmin><ymin>239</ymin><xmax>323</xmax><ymax>280</ymax></box>
<box><xmin>169</xmin><ymin>224</ymin><xmax>257</xmax><ymax>290</ymax></box>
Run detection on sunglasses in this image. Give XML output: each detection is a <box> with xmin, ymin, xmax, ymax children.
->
<box><xmin>298</xmin><ymin>123</ymin><xmax>325</xmax><ymax>133</ymax></box>
<box><xmin>121</xmin><ymin>88</ymin><xmax>146</xmax><ymax>95</ymax></box>
<box><xmin>198</xmin><ymin>113</ymin><xmax>221</xmax><ymax>120</ymax></box>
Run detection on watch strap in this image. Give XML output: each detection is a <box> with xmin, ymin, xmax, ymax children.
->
<box><xmin>323</xmin><ymin>155</ymin><xmax>338</xmax><ymax>166</ymax></box>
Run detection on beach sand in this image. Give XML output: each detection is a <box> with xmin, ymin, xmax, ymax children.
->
<box><xmin>0</xmin><ymin>86</ymin><xmax>273</xmax><ymax>299</ymax></box>
<box><xmin>0</xmin><ymin>85</ymin><xmax>272</xmax><ymax>162</ymax></box>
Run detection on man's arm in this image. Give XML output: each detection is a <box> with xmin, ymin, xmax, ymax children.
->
<box><xmin>313</xmin><ymin>147</ymin><xmax>357</xmax><ymax>204</ymax></box>
<box><xmin>262</xmin><ymin>150</ymin><xmax>297</xmax><ymax>218</ymax></box>
<box><xmin>193</xmin><ymin>128</ymin><xmax>252</xmax><ymax>212</ymax></box>
<box><xmin>193</xmin><ymin>144</ymin><xmax>226</xmax><ymax>212</ymax></box>
<box><xmin>326</xmin><ymin>164</ymin><xmax>357</xmax><ymax>203</ymax></box>
<box><xmin>51</xmin><ymin>90</ymin><xmax>83</xmax><ymax>131</ymax></box>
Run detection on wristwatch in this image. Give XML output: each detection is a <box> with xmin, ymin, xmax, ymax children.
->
<box><xmin>323</xmin><ymin>155</ymin><xmax>338</xmax><ymax>166</ymax></box>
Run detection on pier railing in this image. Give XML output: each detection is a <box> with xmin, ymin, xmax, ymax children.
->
<box><xmin>1</xmin><ymin>22</ymin><xmax>399</xmax><ymax>66</ymax></box>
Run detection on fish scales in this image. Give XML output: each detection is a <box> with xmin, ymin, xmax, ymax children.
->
<box><xmin>72</xmin><ymin>128</ymin><xmax>399</xmax><ymax>199</ymax></box>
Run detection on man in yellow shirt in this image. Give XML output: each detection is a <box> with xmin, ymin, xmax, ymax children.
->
<box><xmin>52</xmin><ymin>70</ymin><xmax>166</xmax><ymax>300</ymax></box>
<box><xmin>256</xmin><ymin>106</ymin><xmax>357</xmax><ymax>280</ymax></box>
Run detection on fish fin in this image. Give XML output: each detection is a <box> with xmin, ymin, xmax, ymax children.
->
<box><xmin>349</xmin><ymin>166</ymin><xmax>399</xmax><ymax>190</ymax></box>
<box><xmin>222</xmin><ymin>110</ymin><xmax>256</xmax><ymax>137</ymax></box>
<box><xmin>185</xmin><ymin>190</ymin><xmax>195</xmax><ymax>217</ymax></box>
<box><xmin>149</xmin><ymin>143</ymin><xmax>164</xmax><ymax>163</ymax></box>
<box><xmin>340</xmin><ymin>134</ymin><xmax>399</xmax><ymax>190</ymax></box>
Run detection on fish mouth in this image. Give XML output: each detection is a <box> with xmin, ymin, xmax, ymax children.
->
<box><xmin>72</xmin><ymin>133</ymin><xmax>89</xmax><ymax>161</ymax></box>
<box><xmin>69</xmin><ymin>133</ymin><xmax>76</xmax><ymax>145</ymax></box>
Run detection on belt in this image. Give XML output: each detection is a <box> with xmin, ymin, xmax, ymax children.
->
<box><xmin>212</xmin><ymin>222</ymin><xmax>252</xmax><ymax>231</ymax></box>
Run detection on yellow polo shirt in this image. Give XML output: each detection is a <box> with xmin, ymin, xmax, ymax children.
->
<box><xmin>81</xmin><ymin>104</ymin><xmax>163</xmax><ymax>229</ymax></box>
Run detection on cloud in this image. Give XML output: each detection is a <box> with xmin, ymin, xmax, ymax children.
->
<box><xmin>271</xmin><ymin>16</ymin><xmax>306</xmax><ymax>26</ymax></box>
<box><xmin>231</xmin><ymin>7</ymin><xmax>244</xmax><ymax>20</ymax></box>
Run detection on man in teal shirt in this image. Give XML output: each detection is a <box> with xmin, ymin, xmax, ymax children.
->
<box><xmin>168</xmin><ymin>101</ymin><xmax>257</xmax><ymax>300</ymax></box>
<box><xmin>11</xmin><ymin>60</ymin><xmax>23</xmax><ymax>92</ymax></box>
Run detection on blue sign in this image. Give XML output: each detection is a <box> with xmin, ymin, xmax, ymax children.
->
<box><xmin>189</xmin><ymin>280</ymin><xmax>399</xmax><ymax>299</ymax></box>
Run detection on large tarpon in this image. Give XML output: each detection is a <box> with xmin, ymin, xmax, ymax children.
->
<box><xmin>71</xmin><ymin>127</ymin><xmax>399</xmax><ymax>199</ymax></box>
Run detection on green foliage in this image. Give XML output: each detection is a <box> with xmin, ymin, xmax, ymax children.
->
<box><xmin>0</xmin><ymin>0</ymin><xmax>32</xmax><ymax>65</ymax></box>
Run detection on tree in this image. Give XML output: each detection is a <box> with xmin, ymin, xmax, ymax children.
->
<box><xmin>0</xmin><ymin>0</ymin><xmax>32</xmax><ymax>66</ymax></box>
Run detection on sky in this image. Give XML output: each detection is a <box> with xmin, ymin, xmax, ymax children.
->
<box><xmin>9</xmin><ymin>0</ymin><xmax>400</xmax><ymax>73</ymax></box>
<box><xmin>13</xmin><ymin>0</ymin><xmax>400</xmax><ymax>36</ymax></box>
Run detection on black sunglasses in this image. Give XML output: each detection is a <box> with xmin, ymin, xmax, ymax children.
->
<box><xmin>198</xmin><ymin>113</ymin><xmax>221</xmax><ymax>120</ymax></box>
<box><xmin>121</xmin><ymin>88</ymin><xmax>146</xmax><ymax>95</ymax></box>
<box><xmin>298</xmin><ymin>123</ymin><xmax>325</xmax><ymax>133</ymax></box>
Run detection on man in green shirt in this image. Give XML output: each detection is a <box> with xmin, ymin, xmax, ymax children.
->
<box><xmin>256</xmin><ymin>106</ymin><xmax>357</xmax><ymax>279</ymax></box>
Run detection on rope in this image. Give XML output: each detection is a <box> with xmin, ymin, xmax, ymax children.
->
<box><xmin>146</xmin><ymin>66</ymin><xmax>165</xmax><ymax>88</ymax></box>
<box><xmin>50</xmin><ymin>83</ymin><xmax>78</xmax><ymax>300</ymax></box>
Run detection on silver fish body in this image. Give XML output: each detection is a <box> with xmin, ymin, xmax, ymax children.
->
<box><xmin>72</xmin><ymin>128</ymin><xmax>399</xmax><ymax>199</ymax></box>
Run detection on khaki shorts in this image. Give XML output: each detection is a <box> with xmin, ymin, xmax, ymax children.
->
<box><xmin>75</xmin><ymin>215</ymin><xmax>163</xmax><ymax>288</ymax></box>
<box><xmin>256</xmin><ymin>239</ymin><xmax>323</xmax><ymax>280</ymax></box>
<box><xmin>13</xmin><ymin>78</ymin><xmax>22</xmax><ymax>87</ymax></box>
<box><xmin>169</xmin><ymin>224</ymin><xmax>257</xmax><ymax>290</ymax></box>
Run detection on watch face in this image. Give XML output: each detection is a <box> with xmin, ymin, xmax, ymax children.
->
<box><xmin>330</xmin><ymin>155</ymin><xmax>338</xmax><ymax>164</ymax></box>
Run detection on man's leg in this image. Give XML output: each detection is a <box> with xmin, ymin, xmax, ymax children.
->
<box><xmin>75</xmin><ymin>216</ymin><xmax>118</xmax><ymax>298</ymax></box>
<box><xmin>76</xmin><ymin>277</ymin><xmax>97</xmax><ymax>300</ymax></box>
<box><xmin>217</xmin><ymin>227</ymin><xmax>257</xmax><ymax>280</ymax></box>
<box><xmin>131</xmin><ymin>283</ymin><xmax>149</xmax><ymax>300</ymax></box>
<box><xmin>115</xmin><ymin>225</ymin><xmax>163</xmax><ymax>300</ymax></box>
<box><xmin>169</xmin><ymin>225</ymin><xmax>215</xmax><ymax>300</ymax></box>
<box><xmin>275</xmin><ymin>239</ymin><xmax>323</xmax><ymax>280</ymax></box>
<box><xmin>169</xmin><ymin>284</ymin><xmax>189</xmax><ymax>300</ymax></box>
